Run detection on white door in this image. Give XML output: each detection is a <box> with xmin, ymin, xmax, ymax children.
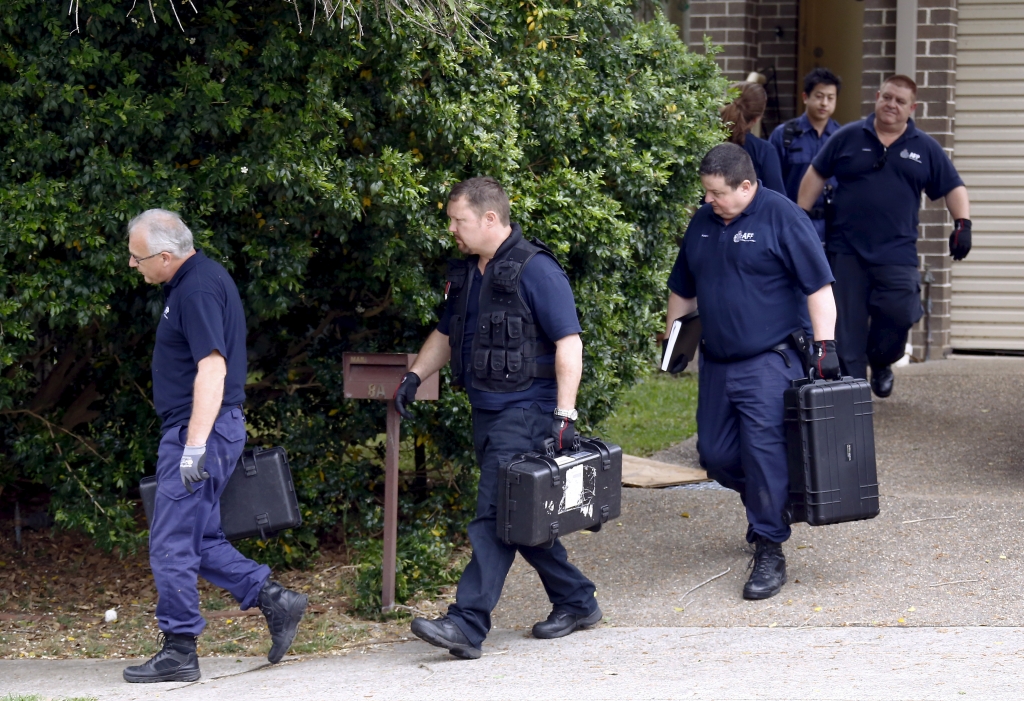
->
<box><xmin>952</xmin><ymin>0</ymin><xmax>1024</xmax><ymax>351</ymax></box>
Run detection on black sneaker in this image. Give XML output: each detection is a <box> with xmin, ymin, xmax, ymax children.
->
<box><xmin>743</xmin><ymin>536</ymin><xmax>787</xmax><ymax>600</ymax></box>
<box><xmin>123</xmin><ymin>632</ymin><xmax>201</xmax><ymax>683</ymax></box>
<box><xmin>258</xmin><ymin>580</ymin><xmax>308</xmax><ymax>664</ymax></box>
<box><xmin>870</xmin><ymin>365</ymin><xmax>894</xmax><ymax>398</ymax></box>
<box><xmin>410</xmin><ymin>616</ymin><xmax>481</xmax><ymax>660</ymax></box>
<box><xmin>532</xmin><ymin>606</ymin><xmax>603</xmax><ymax>639</ymax></box>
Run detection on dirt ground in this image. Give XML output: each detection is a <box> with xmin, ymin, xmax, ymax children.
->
<box><xmin>0</xmin><ymin>526</ymin><xmax>455</xmax><ymax>661</ymax></box>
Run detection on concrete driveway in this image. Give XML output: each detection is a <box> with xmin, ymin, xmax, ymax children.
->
<box><xmin>3</xmin><ymin>356</ymin><xmax>1022</xmax><ymax>700</ymax></box>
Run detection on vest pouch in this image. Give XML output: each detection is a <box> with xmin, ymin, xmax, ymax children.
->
<box><xmin>473</xmin><ymin>349</ymin><xmax>490</xmax><ymax>379</ymax></box>
<box><xmin>491</xmin><ymin>312</ymin><xmax>506</xmax><ymax>346</ymax></box>
<box><xmin>492</xmin><ymin>260</ymin><xmax>522</xmax><ymax>294</ymax></box>
<box><xmin>507</xmin><ymin>315</ymin><xmax>523</xmax><ymax>340</ymax></box>
<box><xmin>506</xmin><ymin>351</ymin><xmax>523</xmax><ymax>373</ymax></box>
<box><xmin>446</xmin><ymin>259</ymin><xmax>468</xmax><ymax>292</ymax></box>
<box><xmin>490</xmin><ymin>350</ymin><xmax>507</xmax><ymax>379</ymax></box>
<box><xmin>478</xmin><ymin>315</ymin><xmax>491</xmax><ymax>339</ymax></box>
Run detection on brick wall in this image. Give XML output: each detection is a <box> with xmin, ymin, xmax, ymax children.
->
<box><xmin>686</xmin><ymin>0</ymin><xmax>800</xmax><ymax>133</ymax></box>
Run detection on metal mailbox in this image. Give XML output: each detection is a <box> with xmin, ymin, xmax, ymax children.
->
<box><xmin>341</xmin><ymin>352</ymin><xmax>439</xmax><ymax>612</ymax></box>
<box><xmin>342</xmin><ymin>353</ymin><xmax>439</xmax><ymax>401</ymax></box>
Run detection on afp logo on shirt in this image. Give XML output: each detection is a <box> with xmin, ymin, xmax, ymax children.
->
<box><xmin>733</xmin><ymin>231</ymin><xmax>756</xmax><ymax>243</ymax></box>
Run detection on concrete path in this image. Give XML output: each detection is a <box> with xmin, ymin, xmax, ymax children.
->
<box><xmin>3</xmin><ymin>356</ymin><xmax>1023</xmax><ymax>700</ymax></box>
<box><xmin>3</xmin><ymin>626</ymin><xmax>1023</xmax><ymax>700</ymax></box>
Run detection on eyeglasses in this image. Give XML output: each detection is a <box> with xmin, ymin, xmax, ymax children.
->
<box><xmin>873</xmin><ymin>148</ymin><xmax>887</xmax><ymax>171</ymax></box>
<box><xmin>129</xmin><ymin>250</ymin><xmax>166</xmax><ymax>264</ymax></box>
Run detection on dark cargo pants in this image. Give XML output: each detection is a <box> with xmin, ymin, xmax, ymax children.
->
<box><xmin>150</xmin><ymin>408</ymin><xmax>271</xmax><ymax>636</ymax></box>
<box><xmin>696</xmin><ymin>349</ymin><xmax>805</xmax><ymax>544</ymax></box>
<box><xmin>446</xmin><ymin>403</ymin><xmax>598</xmax><ymax>649</ymax></box>
<box><xmin>830</xmin><ymin>253</ymin><xmax>923</xmax><ymax>380</ymax></box>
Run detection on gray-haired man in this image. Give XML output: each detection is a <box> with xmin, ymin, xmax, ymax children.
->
<box><xmin>123</xmin><ymin>209</ymin><xmax>306</xmax><ymax>683</ymax></box>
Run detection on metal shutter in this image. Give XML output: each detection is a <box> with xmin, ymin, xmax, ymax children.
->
<box><xmin>951</xmin><ymin>0</ymin><xmax>1024</xmax><ymax>351</ymax></box>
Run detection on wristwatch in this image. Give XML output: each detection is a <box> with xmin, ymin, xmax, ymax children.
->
<box><xmin>554</xmin><ymin>407</ymin><xmax>578</xmax><ymax>422</ymax></box>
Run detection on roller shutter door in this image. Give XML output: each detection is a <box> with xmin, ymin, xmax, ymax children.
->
<box><xmin>952</xmin><ymin>0</ymin><xmax>1024</xmax><ymax>351</ymax></box>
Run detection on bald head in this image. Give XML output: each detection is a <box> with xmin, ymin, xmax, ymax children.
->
<box><xmin>128</xmin><ymin>209</ymin><xmax>194</xmax><ymax>258</ymax></box>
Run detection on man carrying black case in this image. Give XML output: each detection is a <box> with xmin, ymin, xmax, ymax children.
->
<box><xmin>123</xmin><ymin>210</ymin><xmax>307</xmax><ymax>683</ymax></box>
<box><xmin>394</xmin><ymin>177</ymin><xmax>601</xmax><ymax>660</ymax></box>
<box><xmin>665</xmin><ymin>145</ymin><xmax>840</xmax><ymax>601</ymax></box>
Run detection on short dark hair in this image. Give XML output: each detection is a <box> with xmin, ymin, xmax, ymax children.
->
<box><xmin>448</xmin><ymin>176</ymin><xmax>511</xmax><ymax>225</ymax></box>
<box><xmin>882</xmin><ymin>74</ymin><xmax>918</xmax><ymax>97</ymax></box>
<box><xmin>803</xmin><ymin>67</ymin><xmax>842</xmax><ymax>96</ymax></box>
<box><xmin>699</xmin><ymin>143</ymin><xmax>757</xmax><ymax>189</ymax></box>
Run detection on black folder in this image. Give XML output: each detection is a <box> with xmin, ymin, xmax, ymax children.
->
<box><xmin>660</xmin><ymin>310</ymin><xmax>702</xmax><ymax>372</ymax></box>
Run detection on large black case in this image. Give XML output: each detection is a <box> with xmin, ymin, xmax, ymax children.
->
<box><xmin>784</xmin><ymin>377</ymin><xmax>880</xmax><ymax>526</ymax></box>
<box><xmin>498</xmin><ymin>437</ymin><xmax>622</xmax><ymax>548</ymax></box>
<box><xmin>141</xmin><ymin>446</ymin><xmax>301</xmax><ymax>541</ymax></box>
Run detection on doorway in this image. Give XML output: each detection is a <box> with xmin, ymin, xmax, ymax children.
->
<box><xmin>798</xmin><ymin>0</ymin><xmax>865</xmax><ymax>126</ymax></box>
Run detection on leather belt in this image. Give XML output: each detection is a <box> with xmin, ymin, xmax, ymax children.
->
<box><xmin>701</xmin><ymin>340</ymin><xmax>797</xmax><ymax>367</ymax></box>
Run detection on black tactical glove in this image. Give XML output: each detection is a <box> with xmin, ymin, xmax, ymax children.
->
<box><xmin>809</xmin><ymin>340</ymin><xmax>841</xmax><ymax>381</ymax></box>
<box><xmin>179</xmin><ymin>444</ymin><xmax>210</xmax><ymax>494</ymax></box>
<box><xmin>393</xmin><ymin>372</ymin><xmax>421</xmax><ymax>419</ymax></box>
<box><xmin>949</xmin><ymin>218</ymin><xmax>972</xmax><ymax>261</ymax></box>
<box><xmin>551</xmin><ymin>416</ymin><xmax>576</xmax><ymax>452</ymax></box>
<box><xmin>661</xmin><ymin>339</ymin><xmax>689</xmax><ymax>374</ymax></box>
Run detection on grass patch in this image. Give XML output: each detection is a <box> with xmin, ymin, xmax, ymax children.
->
<box><xmin>597</xmin><ymin>371</ymin><xmax>698</xmax><ymax>457</ymax></box>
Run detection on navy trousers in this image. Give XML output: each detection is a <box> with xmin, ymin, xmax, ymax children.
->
<box><xmin>150</xmin><ymin>408</ymin><xmax>271</xmax><ymax>636</ymax></box>
<box><xmin>830</xmin><ymin>253</ymin><xmax>922</xmax><ymax>380</ymax></box>
<box><xmin>697</xmin><ymin>349</ymin><xmax>805</xmax><ymax>544</ymax></box>
<box><xmin>446</xmin><ymin>403</ymin><xmax>598</xmax><ymax>649</ymax></box>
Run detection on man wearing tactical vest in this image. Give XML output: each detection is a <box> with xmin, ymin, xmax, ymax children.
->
<box><xmin>768</xmin><ymin>67</ymin><xmax>842</xmax><ymax>244</ymax></box>
<box><xmin>393</xmin><ymin>176</ymin><xmax>601</xmax><ymax>660</ymax></box>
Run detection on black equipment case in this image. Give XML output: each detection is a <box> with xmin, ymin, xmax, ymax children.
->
<box><xmin>141</xmin><ymin>446</ymin><xmax>301</xmax><ymax>541</ymax></box>
<box><xmin>498</xmin><ymin>437</ymin><xmax>622</xmax><ymax>548</ymax></box>
<box><xmin>784</xmin><ymin>377</ymin><xmax>880</xmax><ymax>526</ymax></box>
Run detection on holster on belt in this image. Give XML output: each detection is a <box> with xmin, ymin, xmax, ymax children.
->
<box><xmin>788</xmin><ymin>329</ymin><xmax>811</xmax><ymax>376</ymax></box>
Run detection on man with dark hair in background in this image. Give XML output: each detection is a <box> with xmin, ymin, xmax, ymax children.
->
<box><xmin>798</xmin><ymin>75</ymin><xmax>971</xmax><ymax>397</ymax></box>
<box><xmin>666</xmin><ymin>144</ymin><xmax>838</xmax><ymax>601</ymax></box>
<box><xmin>394</xmin><ymin>177</ymin><xmax>601</xmax><ymax>660</ymax></box>
<box><xmin>770</xmin><ymin>68</ymin><xmax>843</xmax><ymax>243</ymax></box>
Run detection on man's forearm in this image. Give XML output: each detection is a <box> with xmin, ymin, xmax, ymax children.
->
<box><xmin>797</xmin><ymin>166</ymin><xmax>827</xmax><ymax>211</ymax></box>
<box><xmin>807</xmin><ymin>285</ymin><xmax>837</xmax><ymax>342</ymax></box>
<box><xmin>186</xmin><ymin>353</ymin><xmax>227</xmax><ymax>446</ymax></box>
<box><xmin>554</xmin><ymin>334</ymin><xmax>583</xmax><ymax>410</ymax></box>
<box><xmin>407</xmin><ymin>329</ymin><xmax>451</xmax><ymax>380</ymax></box>
<box><xmin>945</xmin><ymin>186</ymin><xmax>970</xmax><ymax>220</ymax></box>
<box><xmin>666</xmin><ymin>292</ymin><xmax>698</xmax><ymax>336</ymax></box>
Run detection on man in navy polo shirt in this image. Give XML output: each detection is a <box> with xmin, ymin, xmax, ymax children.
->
<box><xmin>123</xmin><ymin>209</ymin><xmax>306</xmax><ymax>683</ymax></box>
<box><xmin>798</xmin><ymin>74</ymin><xmax>971</xmax><ymax>396</ymax></box>
<box><xmin>769</xmin><ymin>67</ymin><xmax>843</xmax><ymax>243</ymax></box>
<box><xmin>667</xmin><ymin>144</ymin><xmax>838</xmax><ymax>600</ymax></box>
<box><xmin>393</xmin><ymin>177</ymin><xmax>600</xmax><ymax>659</ymax></box>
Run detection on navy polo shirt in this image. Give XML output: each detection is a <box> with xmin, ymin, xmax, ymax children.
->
<box><xmin>768</xmin><ymin>114</ymin><xmax>840</xmax><ymax>242</ymax></box>
<box><xmin>741</xmin><ymin>134</ymin><xmax>786</xmax><ymax>195</ymax></box>
<box><xmin>812</xmin><ymin>114</ymin><xmax>964</xmax><ymax>266</ymax></box>
<box><xmin>437</xmin><ymin>235</ymin><xmax>581</xmax><ymax>412</ymax></box>
<box><xmin>668</xmin><ymin>183</ymin><xmax>834</xmax><ymax>360</ymax></box>
<box><xmin>152</xmin><ymin>250</ymin><xmax>247</xmax><ymax>431</ymax></box>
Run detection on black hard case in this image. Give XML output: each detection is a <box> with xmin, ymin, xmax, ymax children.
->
<box><xmin>784</xmin><ymin>377</ymin><xmax>880</xmax><ymax>526</ymax></box>
<box><xmin>498</xmin><ymin>437</ymin><xmax>622</xmax><ymax>548</ymax></box>
<box><xmin>141</xmin><ymin>446</ymin><xmax>301</xmax><ymax>541</ymax></box>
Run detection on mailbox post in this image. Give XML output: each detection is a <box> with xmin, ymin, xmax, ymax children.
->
<box><xmin>342</xmin><ymin>353</ymin><xmax>439</xmax><ymax>612</ymax></box>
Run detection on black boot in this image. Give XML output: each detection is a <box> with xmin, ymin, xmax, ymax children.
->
<box><xmin>870</xmin><ymin>365</ymin><xmax>894</xmax><ymax>398</ymax></box>
<box><xmin>743</xmin><ymin>536</ymin><xmax>787</xmax><ymax>600</ymax></box>
<box><xmin>258</xmin><ymin>580</ymin><xmax>308</xmax><ymax>664</ymax></box>
<box><xmin>532</xmin><ymin>607</ymin><xmax>603</xmax><ymax>639</ymax></box>
<box><xmin>123</xmin><ymin>632</ymin><xmax>201</xmax><ymax>683</ymax></box>
<box><xmin>410</xmin><ymin>616</ymin><xmax>481</xmax><ymax>660</ymax></box>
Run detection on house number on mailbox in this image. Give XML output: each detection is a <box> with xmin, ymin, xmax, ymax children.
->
<box><xmin>367</xmin><ymin>383</ymin><xmax>387</xmax><ymax>398</ymax></box>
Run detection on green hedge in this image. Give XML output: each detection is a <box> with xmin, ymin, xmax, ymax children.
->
<box><xmin>0</xmin><ymin>0</ymin><xmax>725</xmax><ymax>576</ymax></box>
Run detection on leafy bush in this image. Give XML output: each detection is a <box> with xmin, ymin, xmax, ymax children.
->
<box><xmin>0</xmin><ymin>0</ymin><xmax>725</xmax><ymax>594</ymax></box>
<box><xmin>351</xmin><ymin>533</ymin><xmax>466</xmax><ymax>616</ymax></box>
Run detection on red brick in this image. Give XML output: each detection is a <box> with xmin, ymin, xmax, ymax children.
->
<box><xmin>864</xmin><ymin>56</ymin><xmax>896</xmax><ymax>72</ymax></box>
<box><xmin>928</xmin><ymin>40</ymin><xmax>955</xmax><ymax>56</ymax></box>
<box><xmin>864</xmin><ymin>24</ymin><xmax>897</xmax><ymax>41</ymax></box>
<box><xmin>918</xmin><ymin>24</ymin><xmax>954</xmax><ymax>41</ymax></box>
<box><xmin>710</xmin><ymin>15</ymin><xmax>747</xmax><ymax>28</ymax></box>
<box><xmin>917</xmin><ymin>56</ymin><xmax>955</xmax><ymax>72</ymax></box>
<box><xmin>862</xmin><ymin>40</ymin><xmax>884</xmax><ymax>57</ymax></box>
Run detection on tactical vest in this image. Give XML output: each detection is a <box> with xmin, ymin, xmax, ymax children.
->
<box><xmin>446</xmin><ymin>227</ymin><xmax>560</xmax><ymax>393</ymax></box>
